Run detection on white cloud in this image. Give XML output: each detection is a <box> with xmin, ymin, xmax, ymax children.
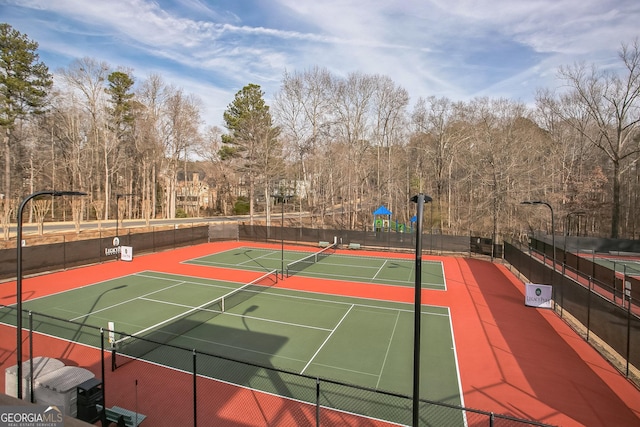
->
<box><xmin>4</xmin><ymin>0</ymin><xmax>640</xmax><ymax>122</ymax></box>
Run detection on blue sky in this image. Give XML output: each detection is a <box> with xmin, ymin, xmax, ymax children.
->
<box><xmin>2</xmin><ymin>0</ymin><xmax>639</xmax><ymax>126</ymax></box>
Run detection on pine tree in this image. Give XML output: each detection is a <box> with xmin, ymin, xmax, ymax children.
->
<box><xmin>221</xmin><ymin>84</ymin><xmax>281</xmax><ymax>224</ymax></box>
<box><xmin>0</xmin><ymin>23</ymin><xmax>53</xmax><ymax>199</ymax></box>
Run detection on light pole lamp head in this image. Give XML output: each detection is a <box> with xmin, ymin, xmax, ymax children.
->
<box><xmin>411</xmin><ymin>194</ymin><xmax>432</xmax><ymax>204</ymax></box>
<box><xmin>116</xmin><ymin>193</ymin><xmax>135</xmax><ymax>200</ymax></box>
<box><xmin>54</xmin><ymin>191</ymin><xmax>87</xmax><ymax>197</ymax></box>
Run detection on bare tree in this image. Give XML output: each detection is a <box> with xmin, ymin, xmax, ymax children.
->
<box><xmin>160</xmin><ymin>87</ymin><xmax>202</xmax><ymax>219</ymax></box>
<box><xmin>136</xmin><ymin>73</ymin><xmax>168</xmax><ymax>220</ymax></box>
<box><xmin>59</xmin><ymin>57</ymin><xmax>111</xmax><ymax>218</ymax></box>
<box><xmin>91</xmin><ymin>199</ymin><xmax>105</xmax><ymax>229</ymax></box>
<box><xmin>0</xmin><ymin>199</ymin><xmax>15</xmax><ymax>240</ymax></box>
<box><xmin>33</xmin><ymin>199</ymin><xmax>51</xmax><ymax>235</ymax></box>
<box><xmin>535</xmin><ymin>89</ymin><xmax>602</xmax><ymax>214</ymax></box>
<box><xmin>463</xmin><ymin>98</ymin><xmax>540</xmax><ymax>240</ymax></box>
<box><xmin>557</xmin><ymin>39</ymin><xmax>640</xmax><ymax>237</ymax></box>
<box><xmin>411</xmin><ymin>96</ymin><xmax>467</xmax><ymax>229</ymax></box>
<box><xmin>46</xmin><ymin>90</ymin><xmax>91</xmax><ymax>202</ymax></box>
<box><xmin>371</xmin><ymin>75</ymin><xmax>409</xmax><ymax>215</ymax></box>
<box><xmin>194</xmin><ymin>125</ymin><xmax>233</xmax><ymax>215</ymax></box>
<box><xmin>71</xmin><ymin>198</ymin><xmax>83</xmax><ymax>232</ymax></box>
<box><xmin>273</xmin><ymin>66</ymin><xmax>333</xmax><ymax>218</ymax></box>
<box><xmin>332</xmin><ymin>72</ymin><xmax>375</xmax><ymax>229</ymax></box>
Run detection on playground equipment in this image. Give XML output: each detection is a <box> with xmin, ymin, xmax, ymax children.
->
<box><xmin>372</xmin><ymin>205</ymin><xmax>411</xmax><ymax>233</ymax></box>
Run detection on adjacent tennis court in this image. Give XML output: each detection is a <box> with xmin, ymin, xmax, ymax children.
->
<box><xmin>184</xmin><ymin>245</ymin><xmax>447</xmax><ymax>290</ymax></box>
<box><xmin>18</xmin><ymin>268</ymin><xmax>462</xmax><ymax>424</ymax></box>
<box><xmin>588</xmin><ymin>254</ymin><xmax>640</xmax><ymax>277</ymax></box>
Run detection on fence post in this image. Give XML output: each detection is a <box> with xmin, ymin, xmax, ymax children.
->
<box><xmin>193</xmin><ymin>350</ymin><xmax>197</xmax><ymax>427</ymax></box>
<box><xmin>560</xmin><ymin>263</ymin><xmax>565</xmax><ymax>318</ymax></box>
<box><xmin>626</xmin><ymin>287</ymin><xmax>632</xmax><ymax>378</ymax></box>
<box><xmin>623</xmin><ymin>265</ymin><xmax>627</xmax><ymax>308</ymax></box>
<box><xmin>613</xmin><ymin>261</ymin><xmax>618</xmax><ymax>305</ymax></box>
<box><xmin>101</xmin><ymin>328</ymin><xmax>106</xmax><ymax>414</ymax></box>
<box><xmin>315</xmin><ymin>378</ymin><xmax>320</xmax><ymax>427</ymax></box>
<box><xmin>29</xmin><ymin>311</ymin><xmax>34</xmax><ymax>403</ymax></box>
<box><xmin>586</xmin><ymin>277</ymin><xmax>592</xmax><ymax>342</ymax></box>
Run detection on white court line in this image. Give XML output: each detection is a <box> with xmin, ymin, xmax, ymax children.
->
<box><xmin>376</xmin><ymin>310</ymin><xmax>401</xmax><ymax>389</ymax></box>
<box><xmin>448</xmin><ymin>306</ymin><xmax>467</xmax><ymax>422</ymax></box>
<box><xmin>138</xmin><ymin>297</ymin><xmax>211</xmax><ymax>311</ymax></box>
<box><xmin>68</xmin><ymin>281</ymin><xmax>187</xmax><ymax>322</ymax></box>
<box><xmin>258</xmin><ymin>288</ymin><xmax>450</xmax><ymax>317</ymax></box>
<box><xmin>300</xmin><ymin>304</ymin><xmax>354</xmax><ymax>375</ymax></box>
<box><xmin>372</xmin><ymin>259</ymin><xmax>388</xmax><ymax>280</ymax></box>
<box><xmin>310</xmin><ymin>362</ymin><xmax>379</xmax><ymax>378</ymax></box>
<box><xmin>0</xmin><ymin>323</ymin><xmax>397</xmax><ymax>427</ymax></box>
<box><xmin>406</xmin><ymin>262</ymin><xmax>415</xmax><ymax>283</ymax></box>
<box><xmin>136</xmin><ymin>271</ymin><xmax>246</xmax><ymax>290</ymax></box>
<box><xmin>118</xmin><ymin>296</ymin><xmax>222</xmax><ymax>341</ymax></box>
<box><xmin>17</xmin><ymin>269</ymin><xmax>157</xmax><ymax>303</ymax></box>
<box><xmin>238</xmin><ymin>250</ymin><xmax>280</xmax><ymax>265</ymax></box>
<box><xmin>119</xmin><ymin>277</ymin><xmax>274</xmax><ymax>342</ymax></box>
<box><xmin>438</xmin><ymin>261</ymin><xmax>447</xmax><ymax>291</ymax></box>
<box><xmin>294</xmin><ymin>267</ymin><xmax>445</xmax><ymax>289</ymax></box>
<box><xmin>138</xmin><ymin>297</ymin><xmax>333</xmax><ymax>332</ymax></box>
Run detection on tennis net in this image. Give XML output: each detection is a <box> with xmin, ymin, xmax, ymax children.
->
<box><xmin>112</xmin><ymin>269</ymin><xmax>278</xmax><ymax>368</ymax></box>
<box><xmin>286</xmin><ymin>243</ymin><xmax>337</xmax><ymax>277</ymax></box>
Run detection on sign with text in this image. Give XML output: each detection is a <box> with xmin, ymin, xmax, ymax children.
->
<box><xmin>525</xmin><ymin>283</ymin><xmax>553</xmax><ymax>308</ymax></box>
<box><xmin>0</xmin><ymin>405</ymin><xmax>64</xmax><ymax>427</ymax></box>
<box><xmin>121</xmin><ymin>245</ymin><xmax>133</xmax><ymax>261</ymax></box>
<box><xmin>108</xmin><ymin>321</ymin><xmax>115</xmax><ymax>344</ymax></box>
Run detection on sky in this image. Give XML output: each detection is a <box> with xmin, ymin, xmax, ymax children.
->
<box><xmin>2</xmin><ymin>0</ymin><xmax>639</xmax><ymax>126</ymax></box>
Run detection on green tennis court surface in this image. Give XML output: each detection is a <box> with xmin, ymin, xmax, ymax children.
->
<box><xmin>15</xmin><ymin>270</ymin><xmax>462</xmax><ymax>425</ymax></box>
<box><xmin>185</xmin><ymin>246</ymin><xmax>447</xmax><ymax>290</ymax></box>
<box><xmin>590</xmin><ymin>256</ymin><xmax>640</xmax><ymax>276</ymax></box>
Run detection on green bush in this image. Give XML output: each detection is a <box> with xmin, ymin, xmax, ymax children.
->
<box><xmin>175</xmin><ymin>208</ymin><xmax>188</xmax><ymax>218</ymax></box>
<box><xmin>234</xmin><ymin>197</ymin><xmax>250</xmax><ymax>215</ymax></box>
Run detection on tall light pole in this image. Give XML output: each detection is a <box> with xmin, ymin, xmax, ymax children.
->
<box><xmin>410</xmin><ymin>193</ymin><xmax>432</xmax><ymax>426</ymax></box>
<box><xmin>281</xmin><ymin>191</ymin><xmax>285</xmax><ymax>280</ymax></box>
<box><xmin>16</xmin><ymin>190</ymin><xmax>86</xmax><ymax>399</ymax></box>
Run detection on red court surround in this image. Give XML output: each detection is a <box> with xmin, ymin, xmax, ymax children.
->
<box><xmin>0</xmin><ymin>241</ymin><xmax>638</xmax><ymax>426</ymax></box>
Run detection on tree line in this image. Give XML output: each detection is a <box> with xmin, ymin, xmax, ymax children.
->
<box><xmin>2</xmin><ymin>23</ymin><xmax>640</xmax><ymax>240</ymax></box>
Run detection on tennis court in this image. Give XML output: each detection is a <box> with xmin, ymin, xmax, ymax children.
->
<box><xmin>18</xmin><ymin>268</ymin><xmax>462</xmax><ymax>425</ymax></box>
<box><xmin>588</xmin><ymin>254</ymin><xmax>640</xmax><ymax>277</ymax></box>
<box><xmin>184</xmin><ymin>246</ymin><xmax>447</xmax><ymax>290</ymax></box>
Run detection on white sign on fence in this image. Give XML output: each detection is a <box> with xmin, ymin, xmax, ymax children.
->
<box><xmin>525</xmin><ymin>283</ymin><xmax>553</xmax><ymax>308</ymax></box>
<box><xmin>120</xmin><ymin>245</ymin><xmax>133</xmax><ymax>261</ymax></box>
<box><xmin>108</xmin><ymin>321</ymin><xmax>115</xmax><ymax>345</ymax></box>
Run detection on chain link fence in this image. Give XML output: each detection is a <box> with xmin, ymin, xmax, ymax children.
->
<box><xmin>0</xmin><ymin>221</ymin><xmax>498</xmax><ymax>280</ymax></box>
<box><xmin>1</xmin><ymin>304</ymin><xmax>554</xmax><ymax>426</ymax></box>
<box><xmin>504</xmin><ymin>240</ymin><xmax>640</xmax><ymax>387</ymax></box>
<box><xmin>0</xmin><ymin>224</ymin><xmax>209</xmax><ymax>279</ymax></box>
